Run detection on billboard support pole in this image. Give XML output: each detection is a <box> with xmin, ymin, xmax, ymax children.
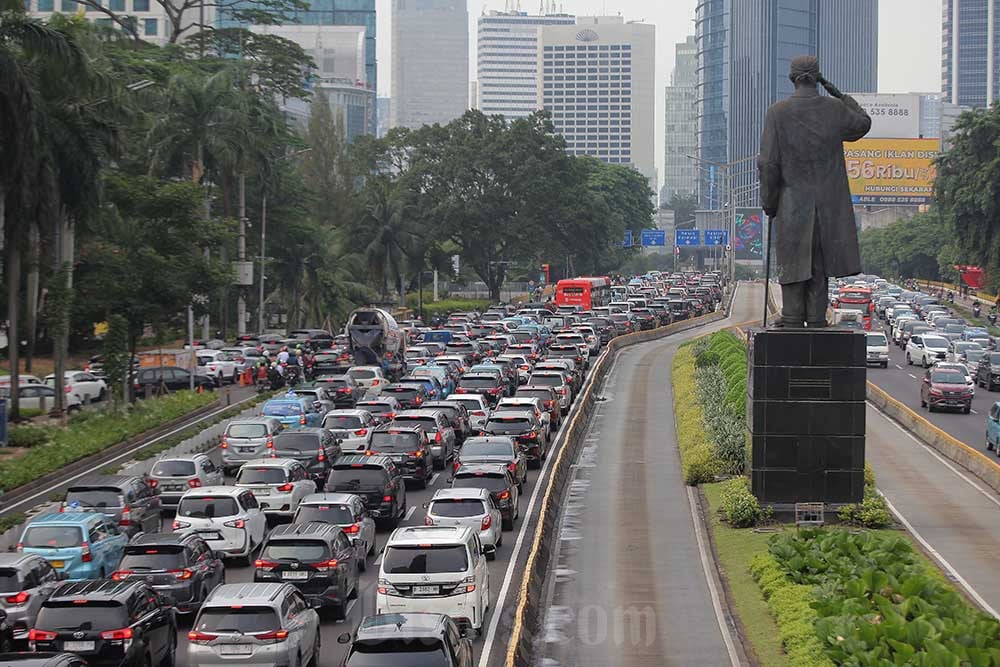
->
<box><xmin>763</xmin><ymin>213</ymin><xmax>774</xmax><ymax>326</ymax></box>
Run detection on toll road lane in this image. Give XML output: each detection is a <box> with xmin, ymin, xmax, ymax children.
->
<box><xmin>536</xmin><ymin>283</ymin><xmax>761</xmax><ymax>667</ymax></box>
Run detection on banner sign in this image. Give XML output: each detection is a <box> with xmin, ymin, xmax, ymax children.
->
<box><xmin>734</xmin><ymin>209</ymin><xmax>763</xmax><ymax>260</ymax></box>
<box><xmin>850</xmin><ymin>93</ymin><xmax>921</xmax><ymax>138</ymax></box>
<box><xmin>704</xmin><ymin>230</ymin><xmax>728</xmax><ymax>246</ymax></box>
<box><xmin>640</xmin><ymin>229</ymin><xmax>667</xmax><ymax>247</ymax></box>
<box><xmin>844</xmin><ymin>138</ymin><xmax>939</xmax><ymax>205</ymax></box>
<box><xmin>675</xmin><ymin>229</ymin><xmax>700</xmax><ymax>246</ymax></box>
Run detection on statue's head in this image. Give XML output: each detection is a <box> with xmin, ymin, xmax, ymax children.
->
<box><xmin>789</xmin><ymin>55</ymin><xmax>820</xmax><ymax>87</ymax></box>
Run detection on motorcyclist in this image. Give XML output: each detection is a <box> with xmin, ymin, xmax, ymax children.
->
<box><xmin>974</xmin><ymin>302</ymin><xmax>982</xmax><ymax>318</ymax></box>
<box><xmin>276</xmin><ymin>346</ymin><xmax>290</xmax><ymax>365</ymax></box>
<box><xmin>255</xmin><ymin>361</ymin><xmax>269</xmax><ymax>390</ymax></box>
<box><xmin>268</xmin><ymin>363</ymin><xmax>284</xmax><ymax>390</ymax></box>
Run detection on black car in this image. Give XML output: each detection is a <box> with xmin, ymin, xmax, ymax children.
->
<box><xmin>270</xmin><ymin>428</ymin><xmax>342</xmax><ymax>483</ymax></box>
<box><xmin>314</xmin><ymin>375</ymin><xmax>363</xmax><ymax>407</ymax></box>
<box><xmin>29</xmin><ymin>580</ymin><xmax>177</xmax><ymax>667</ymax></box>
<box><xmin>454</xmin><ymin>374</ymin><xmax>505</xmax><ymax>407</ymax></box>
<box><xmin>111</xmin><ymin>532</ymin><xmax>225</xmax><ymax>614</ymax></box>
<box><xmin>977</xmin><ymin>352</ymin><xmax>1000</xmax><ymax>391</ymax></box>
<box><xmin>254</xmin><ymin>522</ymin><xmax>358</xmax><ymax>618</ymax></box>
<box><xmin>451</xmin><ymin>464</ymin><xmax>520</xmax><ymax>530</ymax></box>
<box><xmin>481</xmin><ymin>412</ymin><xmax>548</xmax><ymax>466</ymax></box>
<box><xmin>445</xmin><ymin>341</ymin><xmax>483</xmax><ymax>362</ymax></box>
<box><xmin>0</xmin><ymin>610</ymin><xmax>12</xmax><ymax>653</ymax></box>
<box><xmin>61</xmin><ymin>475</ymin><xmax>161</xmax><ymax>539</ymax></box>
<box><xmin>312</xmin><ymin>349</ymin><xmax>352</xmax><ymax>376</ymax></box>
<box><xmin>424</xmin><ymin>401</ymin><xmax>472</xmax><ymax>443</ymax></box>
<box><xmin>133</xmin><ymin>366</ymin><xmax>215</xmax><ymax>395</ymax></box>
<box><xmin>668</xmin><ymin>299</ymin><xmax>690</xmax><ymax>321</ymax></box>
<box><xmin>366</xmin><ymin>425</ymin><xmax>433</xmax><ymax>488</ymax></box>
<box><xmin>382</xmin><ymin>383</ymin><xmax>429</xmax><ymax>409</ymax></box>
<box><xmin>326</xmin><ymin>455</ymin><xmax>406</xmax><ymax>528</ymax></box>
<box><xmin>0</xmin><ymin>654</ymin><xmax>88</xmax><ymax>667</ymax></box>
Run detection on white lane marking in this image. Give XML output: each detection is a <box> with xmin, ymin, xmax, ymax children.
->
<box><xmin>687</xmin><ymin>486</ymin><xmax>740</xmax><ymax>666</ymax></box>
<box><xmin>872</xmin><ymin>402</ymin><xmax>1000</xmax><ymax>510</ymax></box>
<box><xmin>404</xmin><ymin>505</ymin><xmax>417</xmax><ymax>521</ymax></box>
<box><xmin>971</xmin><ymin>409</ymin><xmax>979</xmax><ymax>415</ymax></box>
<box><xmin>896</xmin><ymin>364</ymin><xmax>903</xmax><ymax>370</ymax></box>
<box><xmin>878</xmin><ymin>490</ymin><xmax>1000</xmax><ymax>620</ymax></box>
<box><xmin>908</xmin><ymin>373</ymin><xmax>917</xmax><ymax>379</ymax></box>
<box><xmin>429</xmin><ymin>473</ymin><xmax>440</xmax><ymax>486</ymax></box>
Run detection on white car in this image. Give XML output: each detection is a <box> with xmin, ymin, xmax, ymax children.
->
<box><xmin>322</xmin><ymin>409</ymin><xmax>378</xmax><ymax>453</ymax></box>
<box><xmin>424</xmin><ymin>488</ymin><xmax>502</xmax><ymax>560</ymax></box>
<box><xmin>293</xmin><ymin>493</ymin><xmax>377</xmax><ymax>571</ymax></box>
<box><xmin>172</xmin><ymin>486</ymin><xmax>268</xmax><ymax>563</ymax></box>
<box><xmin>573</xmin><ymin>325</ymin><xmax>601</xmax><ymax>354</ymax></box>
<box><xmin>866</xmin><ymin>332</ymin><xmax>889</xmax><ymax>368</ymax></box>
<box><xmin>346</xmin><ymin>366</ymin><xmax>389</xmax><ymax>397</ymax></box>
<box><xmin>43</xmin><ymin>371</ymin><xmax>106</xmax><ymax>403</ymax></box>
<box><xmin>377</xmin><ymin>525</ymin><xmax>491</xmax><ymax>632</ymax></box>
<box><xmin>444</xmin><ymin>394</ymin><xmax>492</xmax><ymax>431</ymax></box>
<box><xmin>906</xmin><ymin>334</ymin><xmax>950</xmax><ymax>368</ymax></box>
<box><xmin>234</xmin><ymin>459</ymin><xmax>316</xmax><ymax>518</ymax></box>
<box><xmin>196</xmin><ymin>350</ymin><xmax>240</xmax><ymax>385</ymax></box>
<box><xmin>220</xmin><ymin>347</ymin><xmax>260</xmax><ymax>373</ymax></box>
<box><xmin>0</xmin><ymin>384</ymin><xmax>81</xmax><ymax>411</ymax></box>
<box><xmin>0</xmin><ymin>374</ymin><xmax>43</xmax><ymax>388</ymax></box>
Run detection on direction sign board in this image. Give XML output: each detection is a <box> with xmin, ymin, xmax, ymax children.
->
<box><xmin>640</xmin><ymin>229</ymin><xmax>667</xmax><ymax>247</ymax></box>
<box><xmin>623</xmin><ymin>230</ymin><xmax>633</xmax><ymax>248</ymax></box>
<box><xmin>675</xmin><ymin>229</ymin><xmax>700</xmax><ymax>246</ymax></box>
<box><xmin>704</xmin><ymin>230</ymin><xmax>728</xmax><ymax>246</ymax></box>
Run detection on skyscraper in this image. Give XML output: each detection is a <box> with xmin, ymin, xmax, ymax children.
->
<box><xmin>538</xmin><ymin>16</ymin><xmax>656</xmax><ymax>184</ymax></box>
<box><xmin>695</xmin><ymin>0</ymin><xmax>878</xmax><ymax>207</ymax></box>
<box><xmin>943</xmin><ymin>0</ymin><xmax>1000</xmax><ymax>107</ymax></box>
<box><xmin>477</xmin><ymin>10</ymin><xmax>575</xmax><ymax>118</ymax></box>
<box><xmin>391</xmin><ymin>0</ymin><xmax>469</xmax><ymax>129</ymax></box>
<box><xmin>662</xmin><ymin>36</ymin><xmax>698</xmax><ymax>203</ymax></box>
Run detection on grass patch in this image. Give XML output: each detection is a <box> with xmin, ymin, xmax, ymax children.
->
<box><xmin>672</xmin><ymin>343</ymin><xmax>720</xmax><ymax>483</ymax></box>
<box><xmin>703</xmin><ymin>482</ymin><xmax>791</xmax><ymax>667</ymax></box>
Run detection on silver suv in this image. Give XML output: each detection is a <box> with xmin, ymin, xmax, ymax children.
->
<box><xmin>187</xmin><ymin>583</ymin><xmax>321</xmax><ymax>667</ymax></box>
<box><xmin>149</xmin><ymin>453</ymin><xmax>224</xmax><ymax>511</ymax></box>
<box><xmin>0</xmin><ymin>553</ymin><xmax>61</xmax><ymax>642</ymax></box>
<box><xmin>221</xmin><ymin>418</ymin><xmax>283</xmax><ymax>476</ymax></box>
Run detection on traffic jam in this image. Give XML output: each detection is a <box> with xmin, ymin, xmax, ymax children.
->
<box><xmin>0</xmin><ymin>272</ymin><xmax>722</xmax><ymax>667</ymax></box>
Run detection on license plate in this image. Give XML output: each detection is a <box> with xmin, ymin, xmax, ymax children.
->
<box><xmin>165</xmin><ymin>484</ymin><xmax>184</xmax><ymax>491</ymax></box>
<box><xmin>412</xmin><ymin>585</ymin><xmax>438</xmax><ymax>595</ymax></box>
<box><xmin>239</xmin><ymin>447</ymin><xmax>255</xmax><ymax>453</ymax></box>
<box><xmin>253</xmin><ymin>489</ymin><xmax>270</xmax><ymax>495</ymax></box>
<box><xmin>219</xmin><ymin>644</ymin><xmax>253</xmax><ymax>655</ymax></box>
<box><xmin>391</xmin><ymin>455</ymin><xmax>407</xmax><ymax>462</ymax></box>
<box><xmin>282</xmin><ymin>571</ymin><xmax>309</xmax><ymax>580</ymax></box>
<box><xmin>63</xmin><ymin>641</ymin><xmax>95</xmax><ymax>652</ymax></box>
<box><xmin>197</xmin><ymin>531</ymin><xmax>223</xmax><ymax>541</ymax></box>
<box><xmin>50</xmin><ymin>560</ymin><xmax>64</xmax><ymax>568</ymax></box>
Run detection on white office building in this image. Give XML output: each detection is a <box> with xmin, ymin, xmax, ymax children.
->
<box><xmin>24</xmin><ymin>0</ymin><xmax>203</xmax><ymax>44</ymax></box>
<box><xmin>662</xmin><ymin>35</ymin><xmax>698</xmax><ymax>203</ymax></box>
<box><xmin>538</xmin><ymin>16</ymin><xmax>656</xmax><ymax>183</ymax></box>
<box><xmin>477</xmin><ymin>10</ymin><xmax>575</xmax><ymax>118</ymax></box>
<box><xmin>391</xmin><ymin>0</ymin><xmax>469</xmax><ymax>129</ymax></box>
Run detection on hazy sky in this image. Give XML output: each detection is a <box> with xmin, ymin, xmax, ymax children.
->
<box><xmin>375</xmin><ymin>0</ymin><xmax>943</xmax><ymax>184</ymax></box>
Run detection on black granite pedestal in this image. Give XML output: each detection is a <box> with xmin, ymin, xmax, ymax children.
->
<box><xmin>747</xmin><ymin>328</ymin><xmax>866</xmax><ymax>505</ymax></box>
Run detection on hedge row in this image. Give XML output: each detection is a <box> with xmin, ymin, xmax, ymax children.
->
<box><xmin>0</xmin><ymin>390</ymin><xmax>216</xmax><ymax>491</ymax></box>
<box><xmin>672</xmin><ymin>343</ymin><xmax>720</xmax><ymax>484</ymax></box>
<box><xmin>695</xmin><ymin>331</ymin><xmax>748</xmax><ymax>419</ymax></box>
<box><xmin>836</xmin><ymin>462</ymin><xmax>892</xmax><ymax>529</ymax></box>
<box><xmin>403</xmin><ymin>296</ymin><xmax>492</xmax><ymax>320</ymax></box>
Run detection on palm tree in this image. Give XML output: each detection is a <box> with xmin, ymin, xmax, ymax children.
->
<box><xmin>0</xmin><ymin>2</ymin><xmax>88</xmax><ymax>418</ymax></box>
<box><xmin>360</xmin><ymin>178</ymin><xmax>422</xmax><ymax>302</ymax></box>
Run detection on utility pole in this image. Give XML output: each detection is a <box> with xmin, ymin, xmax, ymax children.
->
<box><xmin>258</xmin><ymin>194</ymin><xmax>267</xmax><ymax>334</ymax></box>
<box><xmin>237</xmin><ymin>173</ymin><xmax>248</xmax><ymax>336</ymax></box>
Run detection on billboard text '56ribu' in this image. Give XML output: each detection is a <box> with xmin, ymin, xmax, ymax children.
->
<box><xmin>843</xmin><ymin>137</ymin><xmax>939</xmax><ymax>206</ymax></box>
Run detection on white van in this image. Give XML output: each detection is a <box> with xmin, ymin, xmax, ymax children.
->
<box><xmin>376</xmin><ymin>525</ymin><xmax>490</xmax><ymax>632</ymax></box>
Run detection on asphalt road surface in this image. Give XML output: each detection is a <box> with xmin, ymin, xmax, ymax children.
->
<box><xmin>536</xmin><ymin>282</ymin><xmax>761</xmax><ymax>667</ymax></box>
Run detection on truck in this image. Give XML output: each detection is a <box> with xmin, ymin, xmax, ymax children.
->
<box><xmin>345</xmin><ymin>307</ymin><xmax>407</xmax><ymax>381</ymax></box>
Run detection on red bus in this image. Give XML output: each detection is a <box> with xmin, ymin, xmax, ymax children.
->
<box><xmin>833</xmin><ymin>286</ymin><xmax>874</xmax><ymax>330</ymax></box>
<box><xmin>554</xmin><ymin>277</ymin><xmax>612</xmax><ymax>311</ymax></box>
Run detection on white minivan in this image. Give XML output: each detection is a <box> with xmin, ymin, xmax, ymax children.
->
<box><xmin>376</xmin><ymin>525</ymin><xmax>490</xmax><ymax>632</ymax></box>
<box><xmin>173</xmin><ymin>486</ymin><xmax>268</xmax><ymax>564</ymax></box>
<box><xmin>866</xmin><ymin>332</ymin><xmax>889</xmax><ymax>368</ymax></box>
<box><xmin>424</xmin><ymin>488</ymin><xmax>502</xmax><ymax>560</ymax></box>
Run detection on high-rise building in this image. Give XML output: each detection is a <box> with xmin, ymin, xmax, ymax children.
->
<box><xmin>253</xmin><ymin>24</ymin><xmax>375</xmax><ymax>141</ymax></box>
<box><xmin>477</xmin><ymin>10</ymin><xmax>575</xmax><ymax>118</ymax></box>
<box><xmin>695</xmin><ymin>0</ymin><xmax>878</xmax><ymax>207</ymax></box>
<box><xmin>391</xmin><ymin>0</ymin><xmax>469</xmax><ymax>129</ymax></box>
<box><xmin>943</xmin><ymin>0</ymin><xmax>1000</xmax><ymax>107</ymax></box>
<box><xmin>538</xmin><ymin>16</ymin><xmax>656</xmax><ymax>184</ymax></box>
<box><xmin>25</xmin><ymin>0</ymin><xmax>199</xmax><ymax>44</ymax></box>
<box><xmin>662</xmin><ymin>35</ymin><xmax>698</xmax><ymax>204</ymax></box>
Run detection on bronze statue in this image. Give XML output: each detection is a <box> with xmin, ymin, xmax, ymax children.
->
<box><xmin>758</xmin><ymin>55</ymin><xmax>872</xmax><ymax>327</ymax></box>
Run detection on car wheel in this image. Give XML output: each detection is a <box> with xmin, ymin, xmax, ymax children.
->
<box><xmin>920</xmin><ymin>397</ymin><xmax>926</xmax><ymax>407</ymax></box>
<box><xmin>928</xmin><ymin>404</ymin><xmax>936</xmax><ymax>413</ymax></box>
<box><xmin>486</xmin><ymin>549</ymin><xmax>497</xmax><ymax>561</ymax></box>
<box><xmin>922</xmin><ymin>356</ymin><xmax>930</xmax><ymax>368</ymax></box>
<box><xmin>881</xmin><ymin>362</ymin><xmax>888</xmax><ymax>368</ymax></box>
<box><xmin>987</xmin><ymin>435</ymin><xmax>994</xmax><ymax>451</ymax></box>
<box><xmin>159</xmin><ymin>628</ymin><xmax>177</xmax><ymax>667</ymax></box>
<box><xmin>502</xmin><ymin>516</ymin><xmax>513</xmax><ymax>531</ymax></box>
<box><xmin>98</xmin><ymin>387</ymin><xmax>107</xmax><ymax>402</ymax></box>
<box><xmin>964</xmin><ymin>405</ymin><xmax>972</xmax><ymax>414</ymax></box>
<box><xmin>906</xmin><ymin>353</ymin><xmax>912</xmax><ymax>365</ymax></box>
<box><xmin>0</xmin><ymin>638</ymin><xmax>11</xmax><ymax>653</ymax></box>
<box><xmin>359</xmin><ymin>554</ymin><xmax>367</xmax><ymax>572</ymax></box>
<box><xmin>243</xmin><ymin>538</ymin><xmax>256</xmax><ymax>567</ymax></box>
<box><xmin>231</xmin><ymin>371</ymin><xmax>238</xmax><ymax>385</ymax></box>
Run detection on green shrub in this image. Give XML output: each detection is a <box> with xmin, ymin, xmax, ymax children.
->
<box><xmin>8</xmin><ymin>425</ymin><xmax>51</xmax><ymax>448</ymax></box>
<box><xmin>695</xmin><ymin>364</ymin><xmax>747</xmax><ymax>475</ymax></box>
<box><xmin>718</xmin><ymin>477</ymin><xmax>761</xmax><ymax>527</ymax></box>
<box><xmin>673</xmin><ymin>344</ymin><xmax>720</xmax><ymax>484</ymax></box>
<box><xmin>403</xmin><ymin>296</ymin><xmax>492</xmax><ymax>320</ymax></box>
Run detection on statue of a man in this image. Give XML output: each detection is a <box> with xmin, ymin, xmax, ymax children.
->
<box><xmin>758</xmin><ymin>55</ymin><xmax>872</xmax><ymax>327</ymax></box>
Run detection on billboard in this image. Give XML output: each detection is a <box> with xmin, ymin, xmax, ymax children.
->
<box><xmin>851</xmin><ymin>93</ymin><xmax>920</xmax><ymax>138</ymax></box>
<box><xmin>734</xmin><ymin>209</ymin><xmax>764</xmax><ymax>260</ymax></box>
<box><xmin>843</xmin><ymin>138</ymin><xmax>939</xmax><ymax>206</ymax></box>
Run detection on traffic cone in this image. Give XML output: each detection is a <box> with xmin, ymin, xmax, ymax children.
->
<box><xmin>197</xmin><ymin>385</ymin><xmax>203</xmax><ymax>394</ymax></box>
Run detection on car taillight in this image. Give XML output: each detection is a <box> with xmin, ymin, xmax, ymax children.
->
<box><xmin>223</xmin><ymin>519</ymin><xmax>246</xmax><ymax>529</ymax></box>
<box><xmin>254</xmin><ymin>559</ymin><xmax>278</xmax><ymax>571</ymax></box>
<box><xmin>65</xmin><ymin>385</ymin><xmax>72</xmax><ymax>394</ymax></box>
<box><xmin>101</xmin><ymin>628</ymin><xmax>133</xmax><ymax>641</ymax></box>
<box><xmin>410</xmin><ymin>450</ymin><xmax>424</xmax><ymax>458</ymax></box>
<box><xmin>559</xmin><ymin>388</ymin><xmax>567</xmax><ymax>395</ymax></box>
<box><xmin>354</xmin><ymin>429</ymin><xmax>368</xmax><ymax>436</ymax></box>
<box><xmin>507</xmin><ymin>462</ymin><xmax>517</xmax><ymax>473</ymax></box>
<box><xmin>256</xmin><ymin>629</ymin><xmax>289</xmax><ymax>643</ymax></box>
<box><xmin>481</xmin><ymin>514</ymin><xmax>492</xmax><ymax>530</ymax></box>
<box><xmin>299</xmin><ymin>415</ymin><xmax>306</xmax><ymax>425</ymax></box>
<box><xmin>383</xmin><ymin>494</ymin><xmax>393</xmax><ymax>502</ymax></box>
<box><xmin>169</xmin><ymin>569</ymin><xmax>193</xmax><ymax>580</ymax></box>
<box><xmin>499</xmin><ymin>490</ymin><xmax>511</xmax><ymax>500</ymax></box>
<box><xmin>6</xmin><ymin>590</ymin><xmax>29</xmax><ymax>605</ymax></box>
<box><xmin>187</xmin><ymin>478</ymin><xmax>202</xmax><ymax>488</ymax></box>
<box><xmin>520</xmin><ymin>365</ymin><xmax>530</xmax><ymax>370</ymax></box>
<box><xmin>315</xmin><ymin>559</ymin><xmax>339</xmax><ymax>572</ymax></box>
<box><xmin>187</xmin><ymin>631</ymin><xmax>217</xmax><ymax>644</ymax></box>
<box><xmin>148</xmin><ymin>479</ymin><xmax>159</xmax><ymax>489</ymax></box>
<box><xmin>472</xmin><ymin>410</ymin><xmax>486</xmax><ymax>416</ymax></box>
<box><xmin>343</xmin><ymin>523</ymin><xmax>361</xmax><ymax>534</ymax></box>
<box><xmin>317</xmin><ymin>448</ymin><xmax>326</xmax><ymax>462</ymax></box>
<box><xmin>28</xmin><ymin>629</ymin><xmax>57</xmax><ymax>641</ymax></box>
<box><xmin>81</xmin><ymin>542</ymin><xmax>92</xmax><ymax>562</ymax></box>
<box><xmin>221</xmin><ymin>435</ymin><xmax>228</xmax><ymax>449</ymax></box>
<box><xmin>111</xmin><ymin>570</ymin><xmax>133</xmax><ymax>581</ymax></box>
<box><xmin>372</xmin><ymin>379</ymin><xmax>380</xmax><ymax>386</ymax></box>
<box><xmin>453</xmin><ymin>460</ymin><xmax>461</xmax><ymax>472</ymax></box>
<box><xmin>276</xmin><ymin>483</ymin><xmax>293</xmax><ymax>492</ymax></box>
<box><xmin>435</xmin><ymin>431</ymin><xmax>442</xmax><ymax>442</ymax></box>
<box><xmin>266</xmin><ymin>437</ymin><xmax>274</xmax><ymax>449</ymax></box>
<box><xmin>414</xmin><ymin>396</ymin><xmax>423</xmax><ymax>404</ymax></box>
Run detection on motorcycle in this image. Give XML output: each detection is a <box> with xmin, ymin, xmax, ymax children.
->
<box><xmin>974</xmin><ymin>303</ymin><xmax>982</xmax><ymax>318</ymax></box>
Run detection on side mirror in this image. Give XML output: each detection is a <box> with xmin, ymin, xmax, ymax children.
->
<box><xmin>337</xmin><ymin>632</ymin><xmax>352</xmax><ymax>644</ymax></box>
<box><xmin>422</xmin><ymin>502</ymin><xmax>429</xmax><ymax>510</ymax></box>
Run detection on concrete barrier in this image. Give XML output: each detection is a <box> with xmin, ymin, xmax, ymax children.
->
<box><xmin>866</xmin><ymin>382</ymin><xmax>1000</xmax><ymax>494</ymax></box>
<box><xmin>504</xmin><ymin>305</ymin><xmax>730</xmax><ymax>667</ymax></box>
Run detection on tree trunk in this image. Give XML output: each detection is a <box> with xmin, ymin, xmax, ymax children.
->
<box><xmin>24</xmin><ymin>223</ymin><xmax>39</xmax><ymax>374</ymax></box>
<box><xmin>52</xmin><ymin>217</ymin><xmax>73</xmax><ymax>424</ymax></box>
<box><xmin>5</xmin><ymin>212</ymin><xmax>20</xmax><ymax>421</ymax></box>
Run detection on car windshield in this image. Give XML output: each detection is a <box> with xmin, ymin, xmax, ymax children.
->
<box><xmin>453</xmin><ymin>473</ymin><xmax>508</xmax><ymax>492</ymax></box>
<box><xmin>967</xmin><ymin>350</ymin><xmax>987</xmax><ymax>363</ymax></box>
<box><xmin>196</xmin><ymin>607</ymin><xmax>280</xmax><ymax>634</ymax></box>
<box><xmin>227</xmin><ymin>424</ymin><xmax>268</xmax><ymax>438</ymax></box>
<box><xmin>988</xmin><ymin>353</ymin><xmax>1000</xmax><ymax>364</ymax></box>
<box><xmin>329</xmin><ymin>469</ymin><xmax>388</xmax><ymax>491</ymax></box>
<box><xmin>22</xmin><ymin>525</ymin><xmax>84</xmax><ymax>548</ymax></box>
<box><xmin>386</xmin><ymin>387</ymin><xmax>419</xmax><ymax>397</ymax></box>
<box><xmin>262</xmin><ymin>402</ymin><xmax>303</xmax><ymax>417</ymax></box>
<box><xmin>392</xmin><ymin>416</ymin><xmax>436</xmax><ymax>428</ymax></box>
<box><xmin>516</xmin><ymin>389</ymin><xmax>552</xmax><ymax>401</ymax></box>
<box><xmin>485</xmin><ymin>417</ymin><xmax>533</xmax><ymax>434</ymax></box>
<box><xmin>458</xmin><ymin>377</ymin><xmax>497</xmax><ymax>389</ymax></box>
<box><xmin>120</xmin><ymin>545</ymin><xmax>186</xmax><ymax>570</ymax></box>
<box><xmin>177</xmin><ymin>497</ymin><xmax>239</xmax><ymax>518</ymax></box>
<box><xmin>461</xmin><ymin>441</ymin><xmax>514</xmax><ymax>457</ymax></box>
<box><xmin>273</xmin><ymin>434</ymin><xmax>321</xmax><ymax>452</ymax></box>
<box><xmin>237</xmin><ymin>468</ymin><xmax>288</xmax><ymax>485</ymax></box>
<box><xmin>37</xmin><ymin>602</ymin><xmax>127</xmax><ymax>631</ymax></box>
<box><xmin>325</xmin><ymin>415</ymin><xmax>365</xmax><ymax>429</ymax></box>
<box><xmin>358</xmin><ymin>403</ymin><xmax>394</xmax><ymax>415</ymax></box>
<box><xmin>866</xmin><ymin>335</ymin><xmax>887</xmax><ymax>346</ymax></box>
<box><xmin>931</xmin><ymin>371</ymin><xmax>967</xmax><ymax>384</ymax></box>
<box><xmin>347</xmin><ymin>369</ymin><xmax>376</xmax><ymax>380</ymax></box>
<box><xmin>261</xmin><ymin>539</ymin><xmax>330</xmax><ymax>562</ymax></box>
<box><xmin>370</xmin><ymin>432</ymin><xmax>421</xmax><ymax>452</ymax></box>
<box><xmin>528</xmin><ymin>375</ymin><xmax>562</xmax><ymax>387</ymax></box>
<box><xmin>923</xmin><ymin>338</ymin><xmax>948</xmax><ymax>350</ymax></box>
<box><xmin>430</xmin><ymin>498</ymin><xmax>487</xmax><ymax>518</ymax></box>
<box><xmin>64</xmin><ymin>488</ymin><xmax>120</xmax><ymax>509</ymax></box>
<box><xmin>295</xmin><ymin>504</ymin><xmax>354</xmax><ymax>525</ymax></box>
<box><xmin>0</xmin><ymin>569</ymin><xmax>21</xmax><ymax>591</ymax></box>
<box><xmin>152</xmin><ymin>460</ymin><xmax>197</xmax><ymax>477</ymax></box>
<box><xmin>382</xmin><ymin>545</ymin><xmax>469</xmax><ymax>574</ymax></box>
<box><xmin>449</xmin><ymin>398</ymin><xmax>484</xmax><ymax>411</ymax></box>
